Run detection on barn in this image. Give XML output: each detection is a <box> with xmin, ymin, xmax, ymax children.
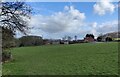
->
<box><xmin>84</xmin><ymin>34</ymin><xmax>95</xmax><ymax>42</ymax></box>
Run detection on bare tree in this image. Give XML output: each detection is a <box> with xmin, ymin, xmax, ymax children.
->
<box><xmin>62</xmin><ymin>35</ymin><xmax>67</xmax><ymax>41</ymax></box>
<box><xmin>74</xmin><ymin>35</ymin><xmax>77</xmax><ymax>41</ymax></box>
<box><xmin>0</xmin><ymin>2</ymin><xmax>32</xmax><ymax>34</ymax></box>
<box><xmin>0</xmin><ymin>1</ymin><xmax>32</xmax><ymax>62</ymax></box>
<box><xmin>67</xmin><ymin>36</ymin><xmax>72</xmax><ymax>41</ymax></box>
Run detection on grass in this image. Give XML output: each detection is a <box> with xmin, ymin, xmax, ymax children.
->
<box><xmin>2</xmin><ymin>42</ymin><xmax>118</xmax><ymax>75</ymax></box>
<box><xmin>113</xmin><ymin>38</ymin><xmax>120</xmax><ymax>41</ymax></box>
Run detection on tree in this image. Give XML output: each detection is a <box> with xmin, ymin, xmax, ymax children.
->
<box><xmin>0</xmin><ymin>2</ymin><xmax>32</xmax><ymax>62</ymax></box>
<box><xmin>86</xmin><ymin>34</ymin><xmax>94</xmax><ymax>39</ymax></box>
<box><xmin>62</xmin><ymin>35</ymin><xmax>67</xmax><ymax>41</ymax></box>
<box><xmin>97</xmin><ymin>36</ymin><xmax>102</xmax><ymax>42</ymax></box>
<box><xmin>67</xmin><ymin>36</ymin><xmax>72</xmax><ymax>41</ymax></box>
<box><xmin>62</xmin><ymin>36</ymin><xmax>72</xmax><ymax>42</ymax></box>
<box><xmin>2</xmin><ymin>27</ymin><xmax>15</xmax><ymax>49</ymax></box>
<box><xmin>19</xmin><ymin>36</ymin><xmax>43</xmax><ymax>47</ymax></box>
<box><xmin>105</xmin><ymin>37</ymin><xmax>113</xmax><ymax>42</ymax></box>
<box><xmin>0</xmin><ymin>2</ymin><xmax>32</xmax><ymax>33</ymax></box>
<box><xmin>97</xmin><ymin>33</ymin><xmax>103</xmax><ymax>42</ymax></box>
<box><xmin>74</xmin><ymin>35</ymin><xmax>77</xmax><ymax>41</ymax></box>
<box><xmin>1</xmin><ymin>27</ymin><xmax>15</xmax><ymax>62</ymax></box>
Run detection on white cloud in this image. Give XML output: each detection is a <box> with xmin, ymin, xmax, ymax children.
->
<box><xmin>97</xmin><ymin>20</ymin><xmax>118</xmax><ymax>33</ymax></box>
<box><xmin>90</xmin><ymin>22</ymin><xmax>98</xmax><ymax>35</ymax></box>
<box><xmin>93</xmin><ymin>0</ymin><xmax>115</xmax><ymax>15</ymax></box>
<box><xmin>87</xmin><ymin>20</ymin><xmax>118</xmax><ymax>37</ymax></box>
<box><xmin>28</xmin><ymin>6</ymin><xmax>86</xmax><ymax>38</ymax></box>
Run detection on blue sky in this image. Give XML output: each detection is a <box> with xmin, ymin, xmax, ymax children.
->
<box><xmin>17</xmin><ymin>1</ymin><xmax>118</xmax><ymax>39</ymax></box>
<box><xmin>27</xmin><ymin>2</ymin><xmax>118</xmax><ymax>23</ymax></box>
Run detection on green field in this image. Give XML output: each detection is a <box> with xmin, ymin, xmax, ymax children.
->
<box><xmin>2</xmin><ymin>42</ymin><xmax>118</xmax><ymax>75</ymax></box>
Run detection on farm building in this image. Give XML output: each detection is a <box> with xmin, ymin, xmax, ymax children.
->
<box><xmin>84</xmin><ymin>34</ymin><xmax>95</xmax><ymax>42</ymax></box>
<box><xmin>64</xmin><ymin>41</ymin><xmax>69</xmax><ymax>44</ymax></box>
<box><xmin>51</xmin><ymin>39</ymin><xmax>70</xmax><ymax>45</ymax></box>
<box><xmin>43</xmin><ymin>39</ymin><xmax>61</xmax><ymax>45</ymax></box>
<box><xmin>51</xmin><ymin>39</ymin><xmax>61</xmax><ymax>45</ymax></box>
<box><xmin>60</xmin><ymin>40</ymin><xmax>70</xmax><ymax>44</ymax></box>
<box><xmin>43</xmin><ymin>39</ymin><xmax>51</xmax><ymax>45</ymax></box>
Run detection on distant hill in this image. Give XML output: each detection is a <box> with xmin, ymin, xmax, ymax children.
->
<box><xmin>101</xmin><ymin>31</ymin><xmax>120</xmax><ymax>38</ymax></box>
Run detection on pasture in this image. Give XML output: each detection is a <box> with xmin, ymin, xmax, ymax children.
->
<box><xmin>2</xmin><ymin>42</ymin><xmax>118</xmax><ymax>75</ymax></box>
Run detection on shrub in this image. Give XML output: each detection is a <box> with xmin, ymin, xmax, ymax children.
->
<box><xmin>2</xmin><ymin>50</ymin><xmax>12</xmax><ymax>62</ymax></box>
<box><xmin>2</xmin><ymin>27</ymin><xmax>14</xmax><ymax>62</ymax></box>
<box><xmin>97</xmin><ymin>36</ymin><xmax>102</xmax><ymax>42</ymax></box>
<box><xmin>105</xmin><ymin>37</ymin><xmax>113</xmax><ymax>42</ymax></box>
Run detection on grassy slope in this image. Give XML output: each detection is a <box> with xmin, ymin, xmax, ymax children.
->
<box><xmin>2</xmin><ymin>42</ymin><xmax>118</xmax><ymax>75</ymax></box>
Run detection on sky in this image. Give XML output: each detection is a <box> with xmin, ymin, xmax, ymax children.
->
<box><xmin>16</xmin><ymin>1</ymin><xmax>118</xmax><ymax>39</ymax></box>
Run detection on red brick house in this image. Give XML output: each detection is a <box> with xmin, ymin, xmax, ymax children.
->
<box><xmin>84</xmin><ymin>34</ymin><xmax>95</xmax><ymax>42</ymax></box>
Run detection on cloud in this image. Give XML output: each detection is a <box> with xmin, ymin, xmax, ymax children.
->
<box><xmin>97</xmin><ymin>20</ymin><xmax>118</xmax><ymax>33</ymax></box>
<box><xmin>16</xmin><ymin>19</ymin><xmax>118</xmax><ymax>39</ymax></box>
<box><xmin>29</xmin><ymin>6</ymin><xmax>85</xmax><ymax>34</ymax></box>
<box><xmin>87</xmin><ymin>20</ymin><xmax>118</xmax><ymax>37</ymax></box>
<box><xmin>93</xmin><ymin>0</ymin><xmax>115</xmax><ymax>15</ymax></box>
<box><xmin>90</xmin><ymin>22</ymin><xmax>98</xmax><ymax>35</ymax></box>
